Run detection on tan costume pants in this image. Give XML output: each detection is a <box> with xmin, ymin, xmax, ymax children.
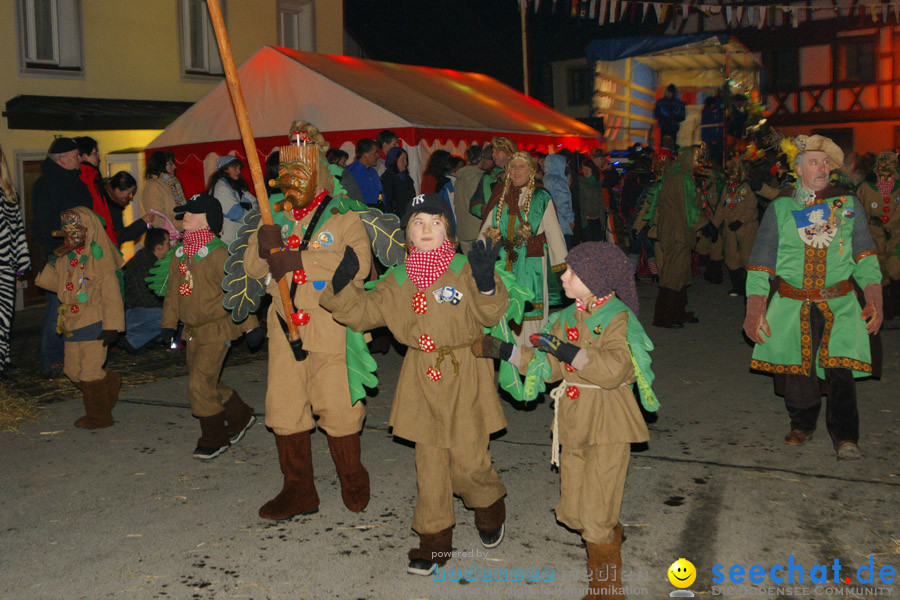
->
<box><xmin>655</xmin><ymin>240</ymin><xmax>691</xmax><ymax>290</ymax></box>
<box><xmin>186</xmin><ymin>339</ymin><xmax>233</xmax><ymax>417</ymax></box>
<box><xmin>64</xmin><ymin>340</ymin><xmax>107</xmax><ymax>382</ymax></box>
<box><xmin>694</xmin><ymin>232</ymin><xmax>723</xmax><ymax>260</ymax></box>
<box><xmin>871</xmin><ymin>226</ymin><xmax>900</xmax><ymax>281</ymax></box>
<box><xmin>412</xmin><ymin>441</ymin><xmax>507</xmax><ymax>534</ymax></box>
<box><xmin>557</xmin><ymin>443</ymin><xmax>630</xmax><ymax>545</ymax></box>
<box><xmin>723</xmin><ymin>222</ymin><xmax>758</xmax><ymax>270</ymax></box>
<box><xmin>265</xmin><ymin>329</ymin><xmax>365</xmax><ymax>437</ymax></box>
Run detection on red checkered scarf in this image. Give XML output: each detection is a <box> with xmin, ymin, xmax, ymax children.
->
<box><xmin>877</xmin><ymin>176</ymin><xmax>894</xmax><ymax>200</ymax></box>
<box><xmin>406</xmin><ymin>240</ymin><xmax>455</xmax><ymax>291</ymax></box>
<box><xmin>182</xmin><ymin>228</ymin><xmax>215</xmax><ymax>258</ymax></box>
<box><xmin>576</xmin><ymin>293</ymin><xmax>613</xmax><ymax>312</ymax></box>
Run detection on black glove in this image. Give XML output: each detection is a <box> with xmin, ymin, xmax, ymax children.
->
<box><xmin>98</xmin><ymin>329</ymin><xmax>118</xmax><ymax>347</ymax></box>
<box><xmin>468</xmin><ymin>238</ymin><xmax>500</xmax><ymax>293</ymax></box>
<box><xmin>529</xmin><ymin>333</ymin><xmax>580</xmax><ymax>365</ymax></box>
<box><xmin>332</xmin><ymin>246</ymin><xmax>360</xmax><ymax>294</ymax></box>
<box><xmin>470</xmin><ymin>335</ymin><xmax>514</xmax><ymax>361</ymax></box>
<box><xmin>245</xmin><ymin>327</ymin><xmax>266</xmax><ymax>352</ymax></box>
<box><xmin>728</xmin><ymin>220</ymin><xmax>743</xmax><ymax>232</ymax></box>
<box><xmin>701</xmin><ymin>222</ymin><xmax>719</xmax><ymax>243</ymax></box>
<box><xmin>257</xmin><ymin>224</ymin><xmax>284</xmax><ymax>259</ymax></box>
<box><xmin>267</xmin><ymin>250</ymin><xmax>304</xmax><ymax>281</ymax></box>
<box><xmin>239</xmin><ymin>201</ymin><xmax>253</xmax><ymax>211</ymax></box>
<box><xmin>160</xmin><ymin>328</ymin><xmax>177</xmax><ymax>347</ymax></box>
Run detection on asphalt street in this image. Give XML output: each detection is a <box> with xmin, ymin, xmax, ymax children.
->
<box><xmin>1</xmin><ymin>279</ymin><xmax>898</xmax><ymax>600</ymax></box>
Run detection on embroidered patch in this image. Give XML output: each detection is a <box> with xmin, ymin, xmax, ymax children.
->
<box><xmin>792</xmin><ymin>204</ymin><xmax>836</xmax><ymax>249</ymax></box>
<box><xmin>843</xmin><ymin>209</ymin><xmax>855</xmax><ymax>219</ymax></box>
<box><xmin>317</xmin><ymin>231</ymin><xmax>334</xmax><ymax>247</ymax></box>
<box><xmin>175</xmin><ymin>247</ymin><xmax>184</xmax><ymax>258</ymax></box>
<box><xmin>312</xmin><ymin>280</ymin><xmax>326</xmax><ymax>291</ymax></box>
<box><xmin>433</xmin><ymin>286</ymin><xmax>463</xmax><ymax>305</ymax></box>
<box><xmin>196</xmin><ymin>246</ymin><xmax>209</xmax><ymax>258</ymax></box>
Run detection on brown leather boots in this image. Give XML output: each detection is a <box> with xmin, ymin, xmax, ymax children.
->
<box><xmin>73</xmin><ymin>372</ymin><xmax>120</xmax><ymax>429</ymax></box>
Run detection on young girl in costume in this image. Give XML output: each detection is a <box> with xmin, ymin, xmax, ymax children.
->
<box><xmin>320</xmin><ymin>193</ymin><xmax>510</xmax><ymax>576</ymax></box>
<box><xmin>474</xmin><ymin>241</ymin><xmax>658</xmax><ymax>600</ymax></box>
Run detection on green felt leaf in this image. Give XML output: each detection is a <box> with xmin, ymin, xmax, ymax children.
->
<box><xmin>358</xmin><ymin>207</ymin><xmax>406</xmax><ymax>267</ymax></box>
<box><xmin>223</xmin><ymin>210</ymin><xmax>266</xmax><ymax>322</ymax></box>
<box><xmin>346</xmin><ymin>329</ymin><xmax>377</xmax><ymax>405</ymax></box>
<box><xmin>145</xmin><ymin>246</ymin><xmax>176</xmax><ymax>297</ymax></box>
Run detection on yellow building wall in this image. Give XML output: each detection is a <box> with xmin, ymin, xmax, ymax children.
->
<box><xmin>0</xmin><ymin>0</ymin><xmax>343</xmax><ymax>181</ymax></box>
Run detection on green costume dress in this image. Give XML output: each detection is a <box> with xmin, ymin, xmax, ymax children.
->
<box><xmin>480</xmin><ymin>185</ymin><xmax>567</xmax><ymax>333</ymax></box>
<box><xmin>747</xmin><ymin>189</ymin><xmax>880</xmax><ymax>379</ymax></box>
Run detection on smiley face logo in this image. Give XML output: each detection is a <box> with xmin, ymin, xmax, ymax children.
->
<box><xmin>668</xmin><ymin>558</ymin><xmax>696</xmax><ymax>588</ymax></box>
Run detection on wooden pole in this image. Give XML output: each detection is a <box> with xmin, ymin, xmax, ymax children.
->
<box><xmin>521</xmin><ymin>0</ymin><xmax>530</xmax><ymax>96</ymax></box>
<box><xmin>205</xmin><ymin>0</ymin><xmax>299</xmax><ymax>341</ymax></box>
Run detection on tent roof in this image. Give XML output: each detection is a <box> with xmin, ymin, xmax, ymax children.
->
<box><xmin>147</xmin><ymin>46</ymin><xmax>599</xmax><ymax>150</ymax></box>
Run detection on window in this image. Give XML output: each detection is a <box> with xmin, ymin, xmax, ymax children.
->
<box><xmin>764</xmin><ymin>47</ymin><xmax>798</xmax><ymax>93</ymax></box>
<box><xmin>15</xmin><ymin>0</ymin><xmax>84</xmax><ymax>76</ymax></box>
<box><xmin>279</xmin><ymin>0</ymin><xmax>315</xmax><ymax>52</ymax></box>
<box><xmin>568</xmin><ymin>66</ymin><xmax>593</xmax><ymax>106</ymax></box>
<box><xmin>836</xmin><ymin>37</ymin><xmax>875</xmax><ymax>82</ymax></box>
<box><xmin>180</xmin><ymin>0</ymin><xmax>224</xmax><ymax>77</ymax></box>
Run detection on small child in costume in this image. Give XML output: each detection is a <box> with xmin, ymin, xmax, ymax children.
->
<box><xmin>36</xmin><ymin>206</ymin><xmax>124</xmax><ymax>429</ymax></box>
<box><xmin>320</xmin><ymin>194</ymin><xmax>510</xmax><ymax>576</ymax></box>
<box><xmin>474</xmin><ymin>241</ymin><xmax>658</xmax><ymax>600</ymax></box>
<box><xmin>154</xmin><ymin>194</ymin><xmax>260</xmax><ymax>460</ymax></box>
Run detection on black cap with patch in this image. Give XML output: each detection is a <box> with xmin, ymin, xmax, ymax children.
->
<box><xmin>174</xmin><ymin>193</ymin><xmax>224</xmax><ymax>234</ymax></box>
<box><xmin>400</xmin><ymin>193</ymin><xmax>456</xmax><ymax>237</ymax></box>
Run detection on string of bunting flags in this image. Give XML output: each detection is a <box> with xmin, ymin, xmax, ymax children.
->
<box><xmin>519</xmin><ymin>0</ymin><xmax>900</xmax><ymax>28</ymax></box>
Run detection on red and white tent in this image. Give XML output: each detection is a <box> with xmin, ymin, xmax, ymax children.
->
<box><xmin>146</xmin><ymin>46</ymin><xmax>601</xmax><ymax>194</ymax></box>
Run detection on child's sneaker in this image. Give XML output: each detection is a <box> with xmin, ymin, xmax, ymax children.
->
<box><xmin>407</xmin><ymin>559</ymin><xmax>438</xmax><ymax>576</ymax></box>
<box><xmin>193</xmin><ymin>444</ymin><xmax>229</xmax><ymax>460</ymax></box>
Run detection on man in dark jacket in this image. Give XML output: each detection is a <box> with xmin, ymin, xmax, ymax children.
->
<box><xmin>30</xmin><ymin>137</ymin><xmax>92</xmax><ymax>378</ymax></box>
<box><xmin>654</xmin><ymin>84</ymin><xmax>687</xmax><ymax>142</ymax></box>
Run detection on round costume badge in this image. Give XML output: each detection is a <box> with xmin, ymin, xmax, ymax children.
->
<box><xmin>317</xmin><ymin>231</ymin><xmax>334</xmax><ymax>247</ymax></box>
<box><xmin>197</xmin><ymin>246</ymin><xmax>209</xmax><ymax>258</ymax></box>
<box><xmin>70</xmin><ymin>305</ymin><xmax>79</xmax><ymax>314</ymax></box>
<box><xmin>66</xmin><ymin>283</ymin><xmax>74</xmax><ymax>291</ymax></box>
<box><xmin>77</xmin><ymin>291</ymin><xmax>88</xmax><ymax>302</ymax></box>
<box><xmin>872</xmin><ymin>202</ymin><xmax>879</xmax><ymax>209</ymax></box>
<box><xmin>175</xmin><ymin>247</ymin><xmax>184</xmax><ymax>258</ymax></box>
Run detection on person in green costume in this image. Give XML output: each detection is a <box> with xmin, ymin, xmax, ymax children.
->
<box><xmin>743</xmin><ymin>134</ymin><xmax>883</xmax><ymax>461</ymax></box>
<box><xmin>479</xmin><ymin>151</ymin><xmax>568</xmax><ymax>343</ymax></box>
<box><xmin>472</xmin><ymin>241</ymin><xmax>658</xmax><ymax>600</ymax></box>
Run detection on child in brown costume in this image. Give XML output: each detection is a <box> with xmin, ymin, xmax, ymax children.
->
<box><xmin>156</xmin><ymin>194</ymin><xmax>259</xmax><ymax>460</ymax></box>
<box><xmin>36</xmin><ymin>206</ymin><xmax>124</xmax><ymax>428</ymax></box>
<box><xmin>320</xmin><ymin>194</ymin><xmax>510</xmax><ymax>576</ymax></box>
<box><xmin>475</xmin><ymin>242</ymin><xmax>658</xmax><ymax>600</ymax></box>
